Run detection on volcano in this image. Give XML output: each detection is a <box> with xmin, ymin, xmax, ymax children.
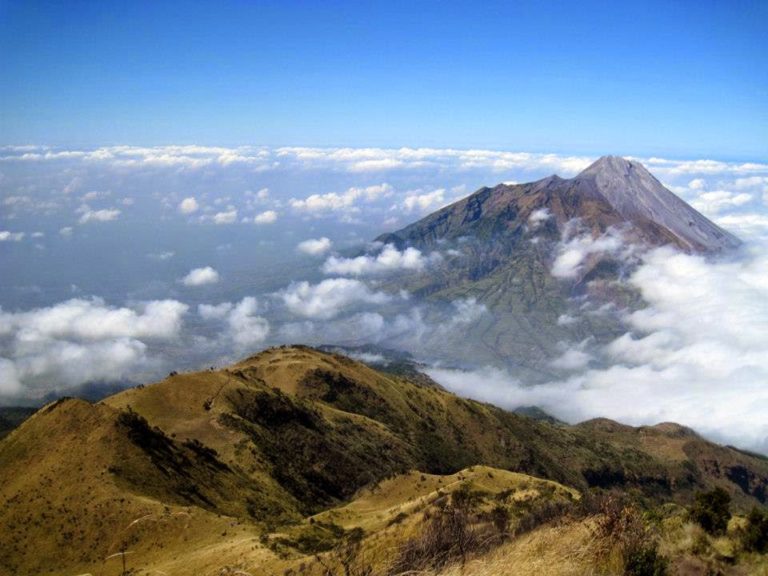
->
<box><xmin>374</xmin><ymin>156</ymin><xmax>740</xmax><ymax>373</ymax></box>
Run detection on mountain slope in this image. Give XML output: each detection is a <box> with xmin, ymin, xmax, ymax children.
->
<box><xmin>1</xmin><ymin>346</ymin><xmax>766</xmax><ymax>574</ymax></box>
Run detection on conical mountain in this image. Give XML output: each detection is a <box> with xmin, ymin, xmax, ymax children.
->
<box><xmin>374</xmin><ymin>156</ymin><xmax>740</xmax><ymax>372</ymax></box>
<box><xmin>378</xmin><ymin>155</ymin><xmax>739</xmax><ymax>254</ymax></box>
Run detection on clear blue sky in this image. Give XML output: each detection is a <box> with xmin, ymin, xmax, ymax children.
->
<box><xmin>1</xmin><ymin>0</ymin><xmax>766</xmax><ymax>158</ymax></box>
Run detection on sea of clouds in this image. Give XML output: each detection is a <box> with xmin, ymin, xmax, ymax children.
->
<box><xmin>1</xmin><ymin>144</ymin><xmax>767</xmax><ymax>452</ymax></box>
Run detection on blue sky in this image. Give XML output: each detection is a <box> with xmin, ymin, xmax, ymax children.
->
<box><xmin>1</xmin><ymin>0</ymin><xmax>765</xmax><ymax>158</ymax></box>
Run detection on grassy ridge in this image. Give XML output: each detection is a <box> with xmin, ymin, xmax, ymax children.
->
<box><xmin>1</xmin><ymin>346</ymin><xmax>766</xmax><ymax>574</ymax></box>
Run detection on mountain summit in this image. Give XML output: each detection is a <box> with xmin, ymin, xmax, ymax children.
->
<box><xmin>380</xmin><ymin>155</ymin><xmax>739</xmax><ymax>254</ymax></box>
<box><xmin>574</xmin><ymin>155</ymin><xmax>739</xmax><ymax>252</ymax></box>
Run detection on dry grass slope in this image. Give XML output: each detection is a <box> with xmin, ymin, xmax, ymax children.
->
<box><xmin>1</xmin><ymin>345</ymin><xmax>767</xmax><ymax>575</ymax></box>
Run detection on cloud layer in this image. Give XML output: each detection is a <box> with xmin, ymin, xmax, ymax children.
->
<box><xmin>2</xmin><ymin>144</ymin><xmax>768</xmax><ymax>454</ymax></box>
<box><xmin>428</xmin><ymin>245</ymin><xmax>768</xmax><ymax>453</ymax></box>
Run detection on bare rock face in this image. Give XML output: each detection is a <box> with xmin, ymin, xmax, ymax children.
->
<box><xmin>575</xmin><ymin>156</ymin><xmax>740</xmax><ymax>252</ymax></box>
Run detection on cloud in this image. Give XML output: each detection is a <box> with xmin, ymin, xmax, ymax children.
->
<box><xmin>59</xmin><ymin>226</ymin><xmax>73</xmax><ymax>237</ymax></box>
<box><xmin>253</xmin><ymin>210</ymin><xmax>278</xmax><ymax>224</ymax></box>
<box><xmin>147</xmin><ymin>251</ymin><xmax>175</xmax><ymax>261</ymax></box>
<box><xmin>0</xmin><ymin>231</ymin><xmax>25</xmax><ymax>242</ymax></box>
<box><xmin>644</xmin><ymin>157</ymin><xmax>768</xmax><ymax>177</ymax></box>
<box><xmin>557</xmin><ymin>314</ymin><xmax>578</xmax><ymax>326</ymax></box>
<box><xmin>198</xmin><ymin>302</ymin><xmax>233</xmax><ymax>320</ymax></box>
<box><xmin>279</xmin><ymin>278</ymin><xmax>391</xmax><ymax>319</ymax></box>
<box><xmin>276</xmin><ymin>147</ymin><xmax>596</xmax><ymax>175</ymax></box>
<box><xmin>226</xmin><ymin>297</ymin><xmax>270</xmax><ymax>348</ymax></box>
<box><xmin>3</xmin><ymin>146</ymin><xmax>767</xmax><ymax>186</ymax></box>
<box><xmin>0</xmin><ymin>145</ymin><xmax>276</xmax><ymax>170</ymax></box>
<box><xmin>80</xmin><ymin>190</ymin><xmax>110</xmax><ymax>202</ymax></box>
<box><xmin>322</xmin><ymin>244</ymin><xmax>437</xmax><ymax>276</ymax></box>
<box><xmin>691</xmin><ymin>190</ymin><xmax>753</xmax><ymax>215</ymax></box>
<box><xmin>181</xmin><ymin>267</ymin><xmax>220</xmax><ymax>287</ymax></box>
<box><xmin>551</xmin><ymin>226</ymin><xmax>627</xmax><ymax>279</ymax></box>
<box><xmin>62</xmin><ymin>176</ymin><xmax>83</xmax><ymax>195</ymax></box>
<box><xmin>198</xmin><ymin>297</ymin><xmax>269</xmax><ymax>350</ymax></box>
<box><xmin>449</xmin><ymin>297</ymin><xmax>487</xmax><ymax>325</ymax></box>
<box><xmin>401</xmin><ymin>189</ymin><xmax>447</xmax><ymax>213</ymax></box>
<box><xmin>77</xmin><ymin>205</ymin><xmax>121</xmax><ymax>224</ymax></box>
<box><xmin>528</xmin><ymin>208</ymin><xmax>552</xmax><ymax>228</ymax></box>
<box><xmin>289</xmin><ymin>183</ymin><xmax>392</xmax><ymax>214</ymax></box>
<box><xmin>713</xmin><ymin>213</ymin><xmax>768</xmax><ymax>241</ymax></box>
<box><xmin>178</xmin><ymin>196</ymin><xmax>199</xmax><ymax>214</ymax></box>
<box><xmin>0</xmin><ymin>298</ymin><xmax>188</xmax><ymax>397</ymax></box>
<box><xmin>297</xmin><ymin>237</ymin><xmax>333</xmax><ymax>256</ymax></box>
<box><xmin>0</xmin><ymin>298</ymin><xmax>188</xmax><ymax>341</ymax></box>
<box><xmin>212</xmin><ymin>208</ymin><xmax>238</xmax><ymax>224</ymax></box>
<box><xmin>277</xmin><ymin>308</ymin><xmax>428</xmax><ymax>348</ymax></box>
<box><xmin>0</xmin><ymin>358</ymin><xmax>22</xmax><ymax>395</ymax></box>
<box><xmin>550</xmin><ymin>346</ymin><xmax>593</xmax><ymax>371</ymax></box>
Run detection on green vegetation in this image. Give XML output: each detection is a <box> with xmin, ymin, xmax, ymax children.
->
<box><xmin>690</xmin><ymin>487</ymin><xmax>732</xmax><ymax>535</ymax></box>
<box><xmin>591</xmin><ymin>498</ymin><xmax>668</xmax><ymax>576</ymax></box>
<box><xmin>742</xmin><ymin>506</ymin><xmax>768</xmax><ymax>553</ymax></box>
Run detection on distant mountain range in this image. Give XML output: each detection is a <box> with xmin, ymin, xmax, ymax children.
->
<box><xmin>376</xmin><ymin>156</ymin><xmax>740</xmax><ymax>373</ymax></box>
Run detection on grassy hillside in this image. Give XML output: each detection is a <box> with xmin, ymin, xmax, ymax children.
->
<box><xmin>0</xmin><ymin>345</ymin><xmax>766</xmax><ymax>575</ymax></box>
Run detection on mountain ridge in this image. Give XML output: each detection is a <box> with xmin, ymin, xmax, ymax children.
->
<box><xmin>1</xmin><ymin>346</ymin><xmax>767</xmax><ymax>574</ymax></box>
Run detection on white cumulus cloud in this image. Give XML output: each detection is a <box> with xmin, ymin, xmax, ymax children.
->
<box><xmin>289</xmin><ymin>183</ymin><xmax>392</xmax><ymax>214</ymax></box>
<box><xmin>181</xmin><ymin>267</ymin><xmax>220</xmax><ymax>287</ymax></box>
<box><xmin>280</xmin><ymin>278</ymin><xmax>391</xmax><ymax>320</ymax></box>
<box><xmin>212</xmin><ymin>208</ymin><xmax>238</xmax><ymax>224</ymax></box>
<box><xmin>322</xmin><ymin>245</ymin><xmax>437</xmax><ymax>276</ymax></box>
<box><xmin>0</xmin><ymin>298</ymin><xmax>188</xmax><ymax>397</ymax></box>
<box><xmin>0</xmin><ymin>231</ymin><xmax>25</xmax><ymax>242</ymax></box>
<box><xmin>178</xmin><ymin>196</ymin><xmax>200</xmax><ymax>214</ymax></box>
<box><xmin>253</xmin><ymin>210</ymin><xmax>278</xmax><ymax>224</ymax></box>
<box><xmin>198</xmin><ymin>297</ymin><xmax>269</xmax><ymax>350</ymax></box>
<box><xmin>551</xmin><ymin>227</ymin><xmax>627</xmax><ymax>279</ymax></box>
<box><xmin>528</xmin><ymin>208</ymin><xmax>552</xmax><ymax>228</ymax></box>
<box><xmin>691</xmin><ymin>190</ymin><xmax>753</xmax><ymax>215</ymax></box>
<box><xmin>77</xmin><ymin>205</ymin><xmax>121</xmax><ymax>224</ymax></box>
<box><xmin>297</xmin><ymin>237</ymin><xmax>333</xmax><ymax>256</ymax></box>
<box><xmin>401</xmin><ymin>189</ymin><xmax>448</xmax><ymax>213</ymax></box>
